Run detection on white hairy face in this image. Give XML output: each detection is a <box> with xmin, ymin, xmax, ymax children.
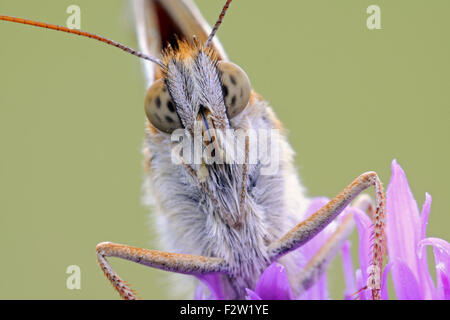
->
<box><xmin>145</xmin><ymin>49</ymin><xmax>251</xmax><ymax>135</ymax></box>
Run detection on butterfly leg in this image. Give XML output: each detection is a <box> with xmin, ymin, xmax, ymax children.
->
<box><xmin>96</xmin><ymin>241</ymin><xmax>227</xmax><ymax>300</ymax></box>
<box><xmin>268</xmin><ymin>171</ymin><xmax>385</xmax><ymax>299</ymax></box>
<box><xmin>292</xmin><ymin>193</ymin><xmax>375</xmax><ymax>296</ymax></box>
<box><xmin>293</xmin><ymin>211</ymin><xmax>354</xmax><ymax>296</ymax></box>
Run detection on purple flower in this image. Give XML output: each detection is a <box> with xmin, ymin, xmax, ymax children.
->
<box><xmin>344</xmin><ymin>160</ymin><xmax>450</xmax><ymax>300</ymax></box>
<box><xmin>245</xmin><ymin>262</ymin><xmax>294</xmax><ymax>300</ymax></box>
<box><xmin>323</xmin><ymin>204</ymin><xmax>372</xmax><ymax>300</ymax></box>
<box><xmin>194</xmin><ymin>274</ymin><xmax>225</xmax><ymax>300</ymax></box>
<box><xmin>195</xmin><ymin>160</ymin><xmax>450</xmax><ymax>300</ymax></box>
<box><xmin>296</xmin><ymin>197</ymin><xmax>355</xmax><ymax>300</ymax></box>
<box><xmin>383</xmin><ymin>160</ymin><xmax>449</xmax><ymax>299</ymax></box>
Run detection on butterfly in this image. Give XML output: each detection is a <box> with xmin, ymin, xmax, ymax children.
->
<box><xmin>0</xmin><ymin>0</ymin><xmax>386</xmax><ymax>300</ymax></box>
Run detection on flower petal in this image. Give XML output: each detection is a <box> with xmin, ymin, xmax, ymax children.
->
<box><xmin>418</xmin><ymin>237</ymin><xmax>450</xmax><ymax>300</ymax></box>
<box><xmin>245</xmin><ymin>289</ymin><xmax>262</xmax><ymax>300</ymax></box>
<box><xmin>194</xmin><ymin>283</ymin><xmax>204</xmax><ymax>300</ymax></box>
<box><xmin>381</xmin><ymin>262</ymin><xmax>393</xmax><ymax>300</ymax></box>
<box><xmin>195</xmin><ymin>274</ymin><xmax>225</xmax><ymax>300</ymax></box>
<box><xmin>341</xmin><ymin>240</ymin><xmax>356</xmax><ymax>299</ymax></box>
<box><xmin>386</xmin><ymin>160</ymin><xmax>422</xmax><ymax>294</ymax></box>
<box><xmin>298</xmin><ymin>274</ymin><xmax>329</xmax><ymax>300</ymax></box>
<box><xmin>416</xmin><ymin>193</ymin><xmax>436</xmax><ymax>298</ymax></box>
<box><xmin>253</xmin><ymin>262</ymin><xmax>294</xmax><ymax>300</ymax></box>
<box><xmin>299</xmin><ymin>197</ymin><xmax>356</xmax><ymax>299</ymax></box>
<box><xmin>440</xmin><ymin>273</ymin><xmax>450</xmax><ymax>300</ymax></box>
<box><xmin>391</xmin><ymin>261</ymin><xmax>423</xmax><ymax>300</ymax></box>
<box><xmin>353</xmin><ymin>208</ymin><xmax>372</xmax><ymax>289</ymax></box>
<box><xmin>420</xmin><ymin>193</ymin><xmax>432</xmax><ymax>239</ymax></box>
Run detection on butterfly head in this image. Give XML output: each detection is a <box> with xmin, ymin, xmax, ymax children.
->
<box><xmin>144</xmin><ymin>40</ymin><xmax>251</xmax><ymax>135</ymax></box>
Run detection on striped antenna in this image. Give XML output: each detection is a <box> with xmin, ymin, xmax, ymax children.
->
<box><xmin>206</xmin><ymin>0</ymin><xmax>232</xmax><ymax>47</ymax></box>
<box><xmin>0</xmin><ymin>15</ymin><xmax>165</xmax><ymax>69</ymax></box>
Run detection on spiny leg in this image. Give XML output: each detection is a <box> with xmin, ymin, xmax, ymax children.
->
<box><xmin>353</xmin><ymin>193</ymin><xmax>374</xmax><ymax>217</ymax></box>
<box><xmin>292</xmin><ymin>194</ymin><xmax>373</xmax><ymax>295</ymax></box>
<box><xmin>294</xmin><ymin>211</ymin><xmax>355</xmax><ymax>296</ymax></box>
<box><xmin>96</xmin><ymin>241</ymin><xmax>227</xmax><ymax>300</ymax></box>
<box><xmin>293</xmin><ymin>194</ymin><xmax>375</xmax><ymax>297</ymax></box>
<box><xmin>268</xmin><ymin>171</ymin><xmax>385</xmax><ymax>300</ymax></box>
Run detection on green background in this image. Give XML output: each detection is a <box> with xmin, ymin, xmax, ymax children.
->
<box><xmin>0</xmin><ymin>0</ymin><xmax>448</xmax><ymax>299</ymax></box>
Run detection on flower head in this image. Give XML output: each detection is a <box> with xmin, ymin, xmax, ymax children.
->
<box><xmin>383</xmin><ymin>159</ymin><xmax>449</xmax><ymax>299</ymax></box>
<box><xmin>245</xmin><ymin>262</ymin><xmax>294</xmax><ymax>300</ymax></box>
<box><xmin>343</xmin><ymin>160</ymin><xmax>450</xmax><ymax>300</ymax></box>
<box><xmin>195</xmin><ymin>160</ymin><xmax>450</xmax><ymax>300</ymax></box>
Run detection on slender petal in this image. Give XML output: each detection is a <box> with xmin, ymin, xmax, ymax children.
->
<box><xmin>194</xmin><ymin>282</ymin><xmax>206</xmax><ymax>300</ymax></box>
<box><xmin>250</xmin><ymin>262</ymin><xmax>294</xmax><ymax>300</ymax></box>
<box><xmin>390</xmin><ymin>261</ymin><xmax>424</xmax><ymax>300</ymax></box>
<box><xmin>386</xmin><ymin>160</ymin><xmax>421</xmax><ymax>265</ymax></box>
<box><xmin>416</xmin><ymin>193</ymin><xmax>436</xmax><ymax>298</ymax></box>
<box><xmin>418</xmin><ymin>238</ymin><xmax>450</xmax><ymax>299</ymax></box>
<box><xmin>380</xmin><ymin>263</ymin><xmax>393</xmax><ymax>300</ymax></box>
<box><xmin>314</xmin><ymin>274</ymin><xmax>329</xmax><ymax>300</ymax></box>
<box><xmin>386</xmin><ymin>160</ymin><xmax>424</xmax><ymax>298</ymax></box>
<box><xmin>420</xmin><ymin>193</ymin><xmax>432</xmax><ymax>239</ymax></box>
<box><xmin>341</xmin><ymin>240</ymin><xmax>356</xmax><ymax>299</ymax></box>
<box><xmin>195</xmin><ymin>274</ymin><xmax>225</xmax><ymax>300</ymax></box>
<box><xmin>299</xmin><ymin>274</ymin><xmax>329</xmax><ymax>300</ymax></box>
<box><xmin>353</xmin><ymin>209</ymin><xmax>372</xmax><ymax>294</ymax></box>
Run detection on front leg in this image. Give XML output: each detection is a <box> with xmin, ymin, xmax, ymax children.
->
<box><xmin>268</xmin><ymin>171</ymin><xmax>386</xmax><ymax>300</ymax></box>
<box><xmin>96</xmin><ymin>242</ymin><xmax>227</xmax><ymax>300</ymax></box>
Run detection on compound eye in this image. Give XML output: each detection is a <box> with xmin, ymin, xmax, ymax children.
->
<box><xmin>144</xmin><ymin>79</ymin><xmax>182</xmax><ymax>133</ymax></box>
<box><xmin>218</xmin><ymin>61</ymin><xmax>251</xmax><ymax>119</ymax></box>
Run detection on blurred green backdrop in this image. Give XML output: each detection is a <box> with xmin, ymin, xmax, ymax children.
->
<box><xmin>0</xmin><ymin>0</ymin><xmax>448</xmax><ymax>299</ymax></box>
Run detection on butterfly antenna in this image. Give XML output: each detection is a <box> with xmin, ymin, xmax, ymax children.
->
<box><xmin>206</xmin><ymin>0</ymin><xmax>232</xmax><ymax>47</ymax></box>
<box><xmin>0</xmin><ymin>15</ymin><xmax>166</xmax><ymax>69</ymax></box>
